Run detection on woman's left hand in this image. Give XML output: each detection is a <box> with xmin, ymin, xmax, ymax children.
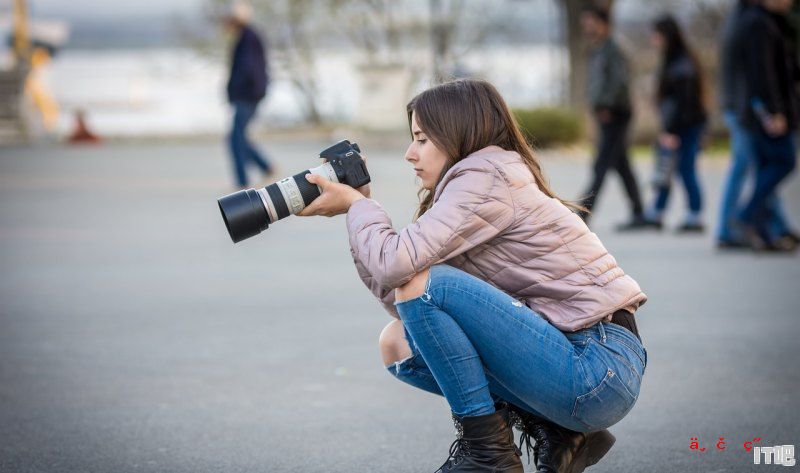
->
<box><xmin>659</xmin><ymin>133</ymin><xmax>681</xmax><ymax>150</ymax></box>
<box><xmin>298</xmin><ymin>173</ymin><xmax>366</xmax><ymax>217</ymax></box>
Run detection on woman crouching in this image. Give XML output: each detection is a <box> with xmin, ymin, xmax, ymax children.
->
<box><xmin>300</xmin><ymin>78</ymin><xmax>648</xmax><ymax>473</ymax></box>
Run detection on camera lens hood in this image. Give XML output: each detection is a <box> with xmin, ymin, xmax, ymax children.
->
<box><xmin>218</xmin><ymin>189</ymin><xmax>270</xmax><ymax>243</ymax></box>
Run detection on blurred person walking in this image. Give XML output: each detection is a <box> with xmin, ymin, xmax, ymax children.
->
<box><xmin>733</xmin><ymin>0</ymin><xmax>799</xmax><ymax>251</ymax></box>
<box><xmin>717</xmin><ymin>0</ymin><xmax>795</xmax><ymax>248</ymax></box>
<box><xmin>223</xmin><ymin>2</ymin><xmax>274</xmax><ymax>189</ymax></box>
<box><xmin>25</xmin><ymin>46</ymin><xmax>60</xmax><ymax>134</ymax></box>
<box><xmin>578</xmin><ymin>6</ymin><xmax>647</xmax><ymax>230</ymax></box>
<box><xmin>642</xmin><ymin>16</ymin><xmax>708</xmax><ymax>232</ymax></box>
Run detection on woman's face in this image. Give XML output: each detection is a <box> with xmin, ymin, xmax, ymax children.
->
<box><xmin>651</xmin><ymin>31</ymin><xmax>665</xmax><ymax>51</ymax></box>
<box><xmin>764</xmin><ymin>0</ymin><xmax>793</xmax><ymax>13</ymax></box>
<box><xmin>405</xmin><ymin>112</ymin><xmax>449</xmax><ymax>190</ymax></box>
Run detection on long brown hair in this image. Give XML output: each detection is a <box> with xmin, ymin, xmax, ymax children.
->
<box><xmin>407</xmin><ymin>78</ymin><xmax>581</xmax><ymax>219</ymax></box>
<box><xmin>653</xmin><ymin>15</ymin><xmax>707</xmax><ymax>110</ymax></box>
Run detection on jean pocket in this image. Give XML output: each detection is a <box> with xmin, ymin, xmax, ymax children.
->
<box><xmin>642</xmin><ymin>346</ymin><xmax>648</xmax><ymax>375</ymax></box>
<box><xmin>604</xmin><ymin>340</ymin><xmax>645</xmax><ymax>384</ymax></box>
<box><xmin>572</xmin><ymin>365</ymin><xmax>638</xmax><ymax>431</ymax></box>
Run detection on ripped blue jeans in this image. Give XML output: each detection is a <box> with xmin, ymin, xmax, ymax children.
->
<box><xmin>388</xmin><ymin>264</ymin><xmax>647</xmax><ymax>432</ymax></box>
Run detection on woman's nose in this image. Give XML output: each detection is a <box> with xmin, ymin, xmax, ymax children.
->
<box><xmin>404</xmin><ymin>143</ymin><xmax>416</xmax><ymax>162</ymax></box>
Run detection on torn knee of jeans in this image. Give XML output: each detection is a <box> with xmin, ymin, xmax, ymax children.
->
<box><xmin>395</xmin><ymin>291</ymin><xmax>432</xmax><ymax>305</ymax></box>
<box><xmin>386</xmin><ymin>352</ymin><xmax>417</xmax><ymax>372</ymax></box>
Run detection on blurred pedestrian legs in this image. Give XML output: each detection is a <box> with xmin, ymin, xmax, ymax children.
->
<box><xmin>738</xmin><ymin>133</ymin><xmax>797</xmax><ymax>248</ymax></box>
<box><xmin>229</xmin><ymin>100</ymin><xmax>272</xmax><ymax>188</ymax></box>
<box><xmin>717</xmin><ymin>110</ymin><xmax>790</xmax><ymax>246</ymax></box>
<box><xmin>646</xmin><ymin>124</ymin><xmax>705</xmax><ymax>231</ymax></box>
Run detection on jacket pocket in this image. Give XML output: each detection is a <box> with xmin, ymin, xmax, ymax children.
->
<box><xmin>572</xmin><ymin>364</ymin><xmax>638</xmax><ymax>431</ymax></box>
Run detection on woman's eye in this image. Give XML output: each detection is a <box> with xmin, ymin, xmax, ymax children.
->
<box><xmin>418</xmin><ymin>138</ymin><xmax>427</xmax><ymax>145</ymax></box>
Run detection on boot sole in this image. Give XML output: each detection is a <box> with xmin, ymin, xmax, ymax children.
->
<box><xmin>563</xmin><ymin>430</ymin><xmax>616</xmax><ymax>473</ymax></box>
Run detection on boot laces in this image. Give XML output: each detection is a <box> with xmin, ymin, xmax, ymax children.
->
<box><xmin>438</xmin><ymin>413</ymin><xmax>474</xmax><ymax>472</ymax></box>
<box><xmin>438</xmin><ymin>410</ymin><xmax>522</xmax><ymax>471</ymax></box>
<box><xmin>517</xmin><ymin>431</ymin><xmax>536</xmax><ymax>465</ymax></box>
<box><xmin>508</xmin><ymin>409</ymin><xmax>529</xmax><ymax>462</ymax></box>
<box><xmin>437</xmin><ymin>437</ymin><xmax>472</xmax><ymax>471</ymax></box>
<box><xmin>514</xmin><ymin>419</ymin><xmax>550</xmax><ymax>466</ymax></box>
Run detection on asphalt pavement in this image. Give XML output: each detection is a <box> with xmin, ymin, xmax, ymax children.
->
<box><xmin>1</xmin><ymin>139</ymin><xmax>798</xmax><ymax>472</ymax></box>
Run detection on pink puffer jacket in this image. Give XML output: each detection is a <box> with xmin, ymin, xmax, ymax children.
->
<box><xmin>346</xmin><ymin>146</ymin><xmax>647</xmax><ymax>332</ymax></box>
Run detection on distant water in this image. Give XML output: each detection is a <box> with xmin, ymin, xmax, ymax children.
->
<box><xmin>48</xmin><ymin>46</ymin><xmax>567</xmax><ymax>137</ymax></box>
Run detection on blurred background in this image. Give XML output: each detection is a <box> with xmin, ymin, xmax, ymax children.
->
<box><xmin>0</xmin><ymin>0</ymin><xmax>737</xmax><ymax>142</ymax></box>
<box><xmin>1</xmin><ymin>1</ymin><xmax>799</xmax><ymax>473</ymax></box>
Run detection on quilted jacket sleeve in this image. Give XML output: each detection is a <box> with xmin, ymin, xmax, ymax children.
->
<box><xmin>349</xmin><ymin>246</ymin><xmax>400</xmax><ymax>318</ymax></box>
<box><xmin>346</xmin><ymin>164</ymin><xmax>515</xmax><ymax>315</ymax></box>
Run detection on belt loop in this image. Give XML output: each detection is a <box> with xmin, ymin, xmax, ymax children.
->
<box><xmin>598</xmin><ymin>322</ymin><xmax>607</xmax><ymax>343</ymax></box>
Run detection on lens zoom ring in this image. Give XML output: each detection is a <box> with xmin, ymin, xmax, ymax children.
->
<box><xmin>266</xmin><ymin>183</ymin><xmax>290</xmax><ymax>220</ymax></box>
<box><xmin>294</xmin><ymin>171</ymin><xmax>322</xmax><ymax>207</ymax></box>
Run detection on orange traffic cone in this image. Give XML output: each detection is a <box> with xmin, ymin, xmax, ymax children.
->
<box><xmin>67</xmin><ymin>109</ymin><xmax>101</xmax><ymax>144</ymax></box>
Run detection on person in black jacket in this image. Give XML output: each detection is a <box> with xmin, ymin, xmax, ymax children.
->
<box><xmin>578</xmin><ymin>6</ymin><xmax>647</xmax><ymax>230</ymax></box>
<box><xmin>716</xmin><ymin>0</ymin><xmax>793</xmax><ymax>249</ymax></box>
<box><xmin>643</xmin><ymin>15</ymin><xmax>708</xmax><ymax>232</ymax></box>
<box><xmin>224</xmin><ymin>2</ymin><xmax>273</xmax><ymax>189</ymax></box>
<box><xmin>734</xmin><ymin>0</ymin><xmax>799</xmax><ymax>251</ymax></box>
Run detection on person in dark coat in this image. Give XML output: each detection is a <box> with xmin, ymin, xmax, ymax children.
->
<box><xmin>734</xmin><ymin>0</ymin><xmax>799</xmax><ymax>251</ymax></box>
<box><xmin>223</xmin><ymin>2</ymin><xmax>273</xmax><ymax>189</ymax></box>
<box><xmin>716</xmin><ymin>0</ymin><xmax>793</xmax><ymax>248</ymax></box>
<box><xmin>578</xmin><ymin>6</ymin><xmax>647</xmax><ymax>231</ymax></box>
<box><xmin>643</xmin><ymin>15</ymin><xmax>708</xmax><ymax>232</ymax></box>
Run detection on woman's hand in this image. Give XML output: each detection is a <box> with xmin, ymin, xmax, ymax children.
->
<box><xmin>765</xmin><ymin>113</ymin><xmax>788</xmax><ymax>137</ymax></box>
<box><xmin>596</xmin><ymin>107</ymin><xmax>613</xmax><ymax>124</ymax></box>
<box><xmin>659</xmin><ymin>133</ymin><xmax>681</xmax><ymax>151</ymax></box>
<box><xmin>298</xmin><ymin>173</ymin><xmax>366</xmax><ymax>217</ymax></box>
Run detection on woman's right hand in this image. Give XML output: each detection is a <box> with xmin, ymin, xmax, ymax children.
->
<box><xmin>766</xmin><ymin>113</ymin><xmax>788</xmax><ymax>137</ymax></box>
<box><xmin>596</xmin><ymin>108</ymin><xmax>612</xmax><ymax>124</ymax></box>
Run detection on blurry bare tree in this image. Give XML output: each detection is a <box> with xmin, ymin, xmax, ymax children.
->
<box><xmin>253</xmin><ymin>0</ymin><xmax>335</xmax><ymax>124</ymax></box>
<box><xmin>201</xmin><ymin>0</ymin><xmax>502</xmax><ymax>124</ymax></box>
<box><xmin>419</xmin><ymin>0</ymin><xmax>499</xmax><ymax>82</ymax></box>
<box><xmin>328</xmin><ymin>0</ymin><xmax>496</xmax><ymax>82</ymax></box>
<box><xmin>327</xmin><ymin>0</ymin><xmax>410</xmax><ymax>63</ymax></box>
<box><xmin>324</xmin><ymin>0</ymin><xmax>426</xmax><ymax>90</ymax></box>
<box><xmin>428</xmin><ymin>0</ymin><xmax>467</xmax><ymax>81</ymax></box>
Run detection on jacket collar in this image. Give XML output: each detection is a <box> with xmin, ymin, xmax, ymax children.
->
<box><xmin>432</xmin><ymin>145</ymin><xmax>511</xmax><ymax>201</ymax></box>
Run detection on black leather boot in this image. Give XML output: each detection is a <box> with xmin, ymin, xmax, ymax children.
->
<box><xmin>435</xmin><ymin>406</ymin><xmax>524</xmax><ymax>473</ymax></box>
<box><xmin>509</xmin><ymin>406</ymin><xmax>615</xmax><ymax>473</ymax></box>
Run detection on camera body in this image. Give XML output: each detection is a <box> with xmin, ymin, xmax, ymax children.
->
<box><xmin>218</xmin><ymin>140</ymin><xmax>370</xmax><ymax>243</ymax></box>
<box><xmin>320</xmin><ymin>140</ymin><xmax>370</xmax><ymax>189</ymax></box>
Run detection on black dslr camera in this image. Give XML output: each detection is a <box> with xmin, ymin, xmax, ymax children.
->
<box><xmin>218</xmin><ymin>140</ymin><xmax>370</xmax><ymax>243</ymax></box>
